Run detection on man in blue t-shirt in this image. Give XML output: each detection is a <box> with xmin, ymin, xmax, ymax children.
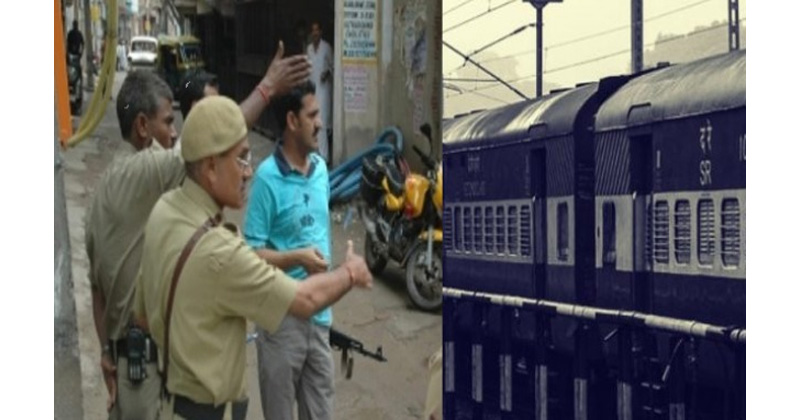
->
<box><xmin>243</xmin><ymin>81</ymin><xmax>335</xmax><ymax>420</ymax></box>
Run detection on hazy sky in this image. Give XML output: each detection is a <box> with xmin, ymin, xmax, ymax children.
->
<box><xmin>442</xmin><ymin>0</ymin><xmax>747</xmax><ymax>117</ymax></box>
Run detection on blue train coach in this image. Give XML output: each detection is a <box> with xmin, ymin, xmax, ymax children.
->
<box><xmin>442</xmin><ymin>50</ymin><xmax>745</xmax><ymax>420</ymax></box>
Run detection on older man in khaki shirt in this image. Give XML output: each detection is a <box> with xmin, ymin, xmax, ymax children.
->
<box><xmin>134</xmin><ymin>96</ymin><xmax>373</xmax><ymax>420</ymax></box>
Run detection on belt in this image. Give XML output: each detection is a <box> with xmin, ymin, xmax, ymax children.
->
<box><xmin>109</xmin><ymin>335</ymin><xmax>159</xmax><ymax>363</ymax></box>
<box><xmin>169</xmin><ymin>394</ymin><xmax>248</xmax><ymax>420</ymax></box>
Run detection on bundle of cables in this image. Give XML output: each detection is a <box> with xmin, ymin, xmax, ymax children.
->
<box><xmin>329</xmin><ymin>126</ymin><xmax>404</xmax><ymax>204</ymax></box>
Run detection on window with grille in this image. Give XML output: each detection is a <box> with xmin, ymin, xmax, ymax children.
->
<box><xmin>496</xmin><ymin>206</ymin><xmax>505</xmax><ymax>254</ymax></box>
<box><xmin>602</xmin><ymin>202</ymin><xmax>616</xmax><ymax>266</ymax></box>
<box><xmin>557</xmin><ymin>203</ymin><xmax>569</xmax><ymax>261</ymax></box>
<box><xmin>454</xmin><ymin>207</ymin><xmax>462</xmax><ymax>252</ymax></box>
<box><xmin>443</xmin><ymin>207</ymin><xmax>453</xmax><ymax>251</ymax></box>
<box><xmin>484</xmin><ymin>207</ymin><xmax>494</xmax><ymax>254</ymax></box>
<box><xmin>508</xmin><ymin>206</ymin><xmax>519</xmax><ymax>256</ymax></box>
<box><xmin>721</xmin><ymin>198</ymin><xmax>741</xmax><ymax>267</ymax></box>
<box><xmin>674</xmin><ymin>200</ymin><xmax>691</xmax><ymax>264</ymax></box>
<box><xmin>464</xmin><ymin>207</ymin><xmax>473</xmax><ymax>253</ymax></box>
<box><xmin>474</xmin><ymin>207</ymin><xmax>483</xmax><ymax>254</ymax></box>
<box><xmin>520</xmin><ymin>205</ymin><xmax>532</xmax><ymax>257</ymax></box>
<box><xmin>653</xmin><ymin>201</ymin><xmax>669</xmax><ymax>264</ymax></box>
<box><xmin>697</xmin><ymin>199</ymin><xmax>716</xmax><ymax>266</ymax></box>
<box><xmin>645</xmin><ymin>202</ymin><xmax>653</xmax><ymax>267</ymax></box>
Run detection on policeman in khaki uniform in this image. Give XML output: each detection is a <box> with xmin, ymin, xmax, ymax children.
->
<box><xmin>85</xmin><ymin>70</ymin><xmax>183</xmax><ymax>420</ymax></box>
<box><xmin>134</xmin><ymin>96</ymin><xmax>374</xmax><ymax>420</ymax></box>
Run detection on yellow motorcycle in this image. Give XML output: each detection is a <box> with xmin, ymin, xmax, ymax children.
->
<box><xmin>360</xmin><ymin>124</ymin><xmax>443</xmax><ymax>311</ymax></box>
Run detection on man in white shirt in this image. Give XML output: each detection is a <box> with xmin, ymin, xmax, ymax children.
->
<box><xmin>307</xmin><ymin>21</ymin><xmax>333</xmax><ymax>165</ymax></box>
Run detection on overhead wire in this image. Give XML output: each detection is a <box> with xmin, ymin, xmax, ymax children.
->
<box><xmin>444</xmin><ymin>0</ymin><xmax>478</xmax><ymax>16</ymax></box>
<box><xmin>445</xmin><ymin>4</ymin><xmax>740</xmax><ymax>98</ymax></box>
<box><xmin>448</xmin><ymin>19</ymin><xmax>739</xmax><ymax>98</ymax></box>
<box><xmin>443</xmin><ymin>0</ymin><xmax>517</xmax><ymax>34</ymax></box>
<box><xmin>457</xmin><ymin>0</ymin><xmax>716</xmax><ymax>68</ymax></box>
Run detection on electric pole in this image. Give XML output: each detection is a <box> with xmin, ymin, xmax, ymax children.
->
<box><xmin>728</xmin><ymin>0</ymin><xmax>740</xmax><ymax>51</ymax></box>
<box><xmin>631</xmin><ymin>0</ymin><xmax>643</xmax><ymax>73</ymax></box>
<box><xmin>525</xmin><ymin>0</ymin><xmax>562</xmax><ymax>98</ymax></box>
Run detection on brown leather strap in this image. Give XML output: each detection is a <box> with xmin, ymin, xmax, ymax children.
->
<box><xmin>162</xmin><ymin>215</ymin><xmax>220</xmax><ymax>394</ymax></box>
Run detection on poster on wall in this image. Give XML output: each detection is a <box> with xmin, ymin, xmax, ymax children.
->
<box><xmin>344</xmin><ymin>65</ymin><xmax>369</xmax><ymax>113</ymax></box>
<box><xmin>343</xmin><ymin>0</ymin><xmax>378</xmax><ymax>61</ymax></box>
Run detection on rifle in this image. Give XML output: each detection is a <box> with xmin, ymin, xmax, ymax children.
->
<box><xmin>329</xmin><ymin>327</ymin><xmax>387</xmax><ymax>379</ymax></box>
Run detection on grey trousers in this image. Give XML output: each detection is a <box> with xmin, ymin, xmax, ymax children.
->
<box><xmin>256</xmin><ymin>315</ymin><xmax>334</xmax><ymax>420</ymax></box>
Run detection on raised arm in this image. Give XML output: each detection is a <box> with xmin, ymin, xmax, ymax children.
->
<box><xmin>239</xmin><ymin>41</ymin><xmax>312</xmax><ymax>129</ymax></box>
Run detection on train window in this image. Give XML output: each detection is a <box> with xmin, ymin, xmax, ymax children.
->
<box><xmin>508</xmin><ymin>206</ymin><xmax>519</xmax><ymax>256</ymax></box>
<box><xmin>674</xmin><ymin>200</ymin><xmax>691</xmax><ymax>264</ymax></box>
<box><xmin>454</xmin><ymin>206</ymin><xmax>462</xmax><ymax>252</ymax></box>
<box><xmin>557</xmin><ymin>203</ymin><xmax>569</xmax><ymax>261</ymax></box>
<box><xmin>721</xmin><ymin>198</ymin><xmax>741</xmax><ymax>267</ymax></box>
<box><xmin>653</xmin><ymin>201</ymin><xmax>669</xmax><ymax>264</ymax></box>
<box><xmin>496</xmin><ymin>206</ymin><xmax>506</xmax><ymax>254</ymax></box>
<box><xmin>464</xmin><ymin>207</ymin><xmax>473</xmax><ymax>253</ymax></box>
<box><xmin>443</xmin><ymin>207</ymin><xmax>453</xmax><ymax>252</ymax></box>
<box><xmin>474</xmin><ymin>207</ymin><xmax>483</xmax><ymax>254</ymax></box>
<box><xmin>602</xmin><ymin>202</ymin><xmax>616</xmax><ymax>266</ymax></box>
<box><xmin>484</xmin><ymin>207</ymin><xmax>494</xmax><ymax>254</ymax></box>
<box><xmin>520</xmin><ymin>204</ymin><xmax>532</xmax><ymax>257</ymax></box>
<box><xmin>697</xmin><ymin>199</ymin><xmax>716</xmax><ymax>266</ymax></box>
<box><xmin>645</xmin><ymin>202</ymin><xmax>653</xmax><ymax>267</ymax></box>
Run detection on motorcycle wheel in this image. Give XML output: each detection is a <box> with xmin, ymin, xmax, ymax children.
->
<box><xmin>364</xmin><ymin>233</ymin><xmax>387</xmax><ymax>275</ymax></box>
<box><xmin>405</xmin><ymin>245</ymin><xmax>442</xmax><ymax>311</ymax></box>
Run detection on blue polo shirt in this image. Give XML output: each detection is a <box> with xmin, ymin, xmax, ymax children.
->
<box><xmin>244</xmin><ymin>147</ymin><xmax>332</xmax><ymax>327</ymax></box>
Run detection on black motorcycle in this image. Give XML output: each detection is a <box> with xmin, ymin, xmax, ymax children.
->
<box><xmin>67</xmin><ymin>53</ymin><xmax>83</xmax><ymax>115</ymax></box>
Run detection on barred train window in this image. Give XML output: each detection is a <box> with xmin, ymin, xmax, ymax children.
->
<box><xmin>454</xmin><ymin>207</ymin><xmax>462</xmax><ymax>252</ymax></box>
<box><xmin>653</xmin><ymin>201</ymin><xmax>669</xmax><ymax>264</ymax></box>
<box><xmin>697</xmin><ymin>199</ymin><xmax>716</xmax><ymax>266</ymax></box>
<box><xmin>520</xmin><ymin>205</ymin><xmax>532</xmax><ymax>257</ymax></box>
<box><xmin>484</xmin><ymin>207</ymin><xmax>494</xmax><ymax>254</ymax></box>
<box><xmin>602</xmin><ymin>202</ymin><xmax>616</xmax><ymax>266</ymax></box>
<box><xmin>508</xmin><ymin>206</ymin><xmax>519</xmax><ymax>256</ymax></box>
<box><xmin>721</xmin><ymin>198</ymin><xmax>741</xmax><ymax>267</ymax></box>
<box><xmin>464</xmin><ymin>207</ymin><xmax>472</xmax><ymax>253</ymax></box>
<box><xmin>443</xmin><ymin>207</ymin><xmax>453</xmax><ymax>251</ymax></box>
<box><xmin>645</xmin><ymin>202</ymin><xmax>653</xmax><ymax>266</ymax></box>
<box><xmin>674</xmin><ymin>200</ymin><xmax>691</xmax><ymax>264</ymax></box>
<box><xmin>557</xmin><ymin>203</ymin><xmax>569</xmax><ymax>261</ymax></box>
<box><xmin>474</xmin><ymin>207</ymin><xmax>483</xmax><ymax>254</ymax></box>
<box><xmin>496</xmin><ymin>206</ymin><xmax>505</xmax><ymax>254</ymax></box>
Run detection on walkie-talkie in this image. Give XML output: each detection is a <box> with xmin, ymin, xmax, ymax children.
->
<box><xmin>126</xmin><ymin>326</ymin><xmax>148</xmax><ymax>384</ymax></box>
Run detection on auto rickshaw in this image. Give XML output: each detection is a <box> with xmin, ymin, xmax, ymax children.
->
<box><xmin>155</xmin><ymin>35</ymin><xmax>206</xmax><ymax>98</ymax></box>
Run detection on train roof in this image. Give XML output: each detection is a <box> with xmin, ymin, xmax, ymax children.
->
<box><xmin>595</xmin><ymin>50</ymin><xmax>745</xmax><ymax>132</ymax></box>
<box><xmin>443</xmin><ymin>82</ymin><xmax>599</xmax><ymax>147</ymax></box>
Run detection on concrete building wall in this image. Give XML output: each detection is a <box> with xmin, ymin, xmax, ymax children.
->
<box><xmin>334</xmin><ymin>0</ymin><xmax>441</xmax><ymax>170</ymax></box>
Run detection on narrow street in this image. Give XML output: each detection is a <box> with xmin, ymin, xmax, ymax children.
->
<box><xmin>62</xmin><ymin>71</ymin><xmax>441</xmax><ymax>420</ymax></box>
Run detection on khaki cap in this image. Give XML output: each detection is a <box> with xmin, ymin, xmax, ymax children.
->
<box><xmin>181</xmin><ymin>96</ymin><xmax>247</xmax><ymax>162</ymax></box>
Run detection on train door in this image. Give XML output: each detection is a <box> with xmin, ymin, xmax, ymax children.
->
<box><xmin>621</xmin><ymin>134</ymin><xmax>664</xmax><ymax>420</ymax></box>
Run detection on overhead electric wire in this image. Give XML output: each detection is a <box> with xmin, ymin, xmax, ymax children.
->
<box><xmin>444</xmin><ymin>40</ymin><xmax>529</xmax><ymax>100</ymax></box>
<box><xmin>466</xmin><ymin>24</ymin><xmax>535</xmax><ymax>59</ymax></box>
<box><xmin>443</xmin><ymin>0</ymin><xmax>517</xmax><ymax>34</ymax></box>
<box><xmin>447</xmin><ymin>20</ymin><xmax>737</xmax><ymax>98</ymax></box>
<box><xmin>444</xmin><ymin>0</ymin><xmax>478</xmax><ymax>16</ymax></box>
<box><xmin>455</xmin><ymin>0</ymin><xmax>716</xmax><ymax>69</ymax></box>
